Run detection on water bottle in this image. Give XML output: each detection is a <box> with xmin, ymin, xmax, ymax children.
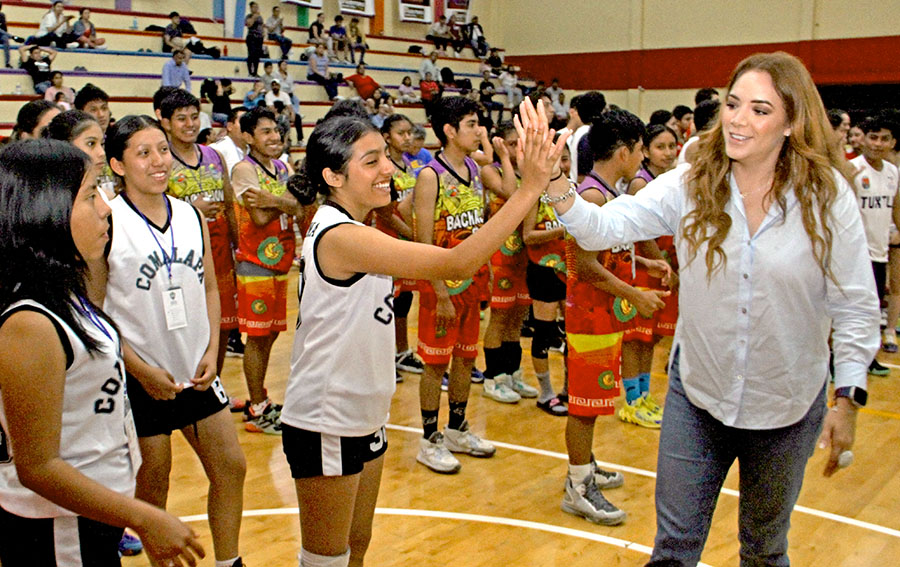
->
<box><xmin>223</xmin><ymin>44</ymin><xmax>228</xmax><ymax>56</ymax></box>
<box><xmin>15</xmin><ymin>83</ymin><xmax>21</xmax><ymax>95</ymax></box>
<box><xmin>131</xmin><ymin>18</ymin><xmax>138</xmax><ymax>30</ymax></box>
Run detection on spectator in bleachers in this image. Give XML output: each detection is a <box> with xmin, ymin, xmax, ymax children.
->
<box><xmin>370</xmin><ymin>98</ymin><xmax>394</xmax><ymax>129</ymax></box>
<box><xmin>19</xmin><ymin>45</ymin><xmax>56</xmax><ymax>95</ymax></box>
<box><xmin>419</xmin><ymin>71</ymin><xmax>441</xmax><ymax>120</ymax></box>
<box><xmin>243</xmin><ymin>79</ymin><xmax>267</xmax><ymax>109</ymax></box>
<box><xmin>546</xmin><ymin>78</ymin><xmax>563</xmax><ymax>104</ymax></box>
<box><xmin>74</xmin><ymin>83</ymin><xmax>110</xmax><ymax>134</ymax></box>
<box><xmin>466</xmin><ymin>15</ymin><xmax>488</xmax><ymax>58</ymax></box>
<box><xmin>163</xmin><ymin>12</ymin><xmax>217</xmax><ymax>59</ymax></box>
<box><xmin>52</xmin><ymin>90</ymin><xmax>70</xmax><ymax>111</ymax></box>
<box><xmin>211</xmin><ymin>106</ymin><xmax>249</xmax><ymax>173</ymax></box>
<box><xmin>307</xmin><ymin>12</ymin><xmax>327</xmax><ymax>49</ymax></box>
<box><xmin>201</xmin><ymin>78</ymin><xmax>235</xmax><ymax>124</ymax></box>
<box><xmin>265</xmin><ymin>5</ymin><xmax>292</xmax><ymax>59</ymax></box>
<box><xmin>498</xmin><ymin>66</ymin><xmax>522</xmax><ymax>114</ymax></box>
<box><xmin>479</xmin><ymin>71</ymin><xmax>504</xmax><ymax>124</ymax></box>
<box><xmin>419</xmin><ymin>51</ymin><xmax>440</xmax><ymax>83</ymax></box>
<box><xmin>12</xmin><ymin>99</ymin><xmax>60</xmax><ymax>140</ymax></box>
<box><xmin>551</xmin><ymin>92</ymin><xmax>569</xmax><ymax>130</ymax></box>
<box><xmin>307</xmin><ymin>43</ymin><xmax>339</xmax><ymax>101</ymax></box>
<box><xmin>404</xmin><ymin>125</ymin><xmax>432</xmax><ymax>174</ymax></box>
<box><xmin>485</xmin><ymin>48</ymin><xmax>503</xmax><ymax>75</ymax></box>
<box><xmin>245</xmin><ymin>1</ymin><xmax>265</xmax><ymax>77</ymax></box>
<box><xmin>265</xmin><ymin>79</ymin><xmax>301</xmax><ymax>146</ymax></box>
<box><xmin>32</xmin><ymin>1</ymin><xmax>78</xmax><ymax>49</ymax></box>
<box><xmin>348</xmin><ymin>17</ymin><xmax>368</xmax><ymax>64</ymax></box>
<box><xmin>161</xmin><ymin>49</ymin><xmax>192</xmax><ymax>93</ymax></box>
<box><xmin>344</xmin><ymin>64</ymin><xmax>380</xmax><ymax>101</ymax></box>
<box><xmin>397</xmin><ymin>75</ymin><xmax>419</xmax><ymax>104</ymax></box>
<box><xmin>0</xmin><ymin>2</ymin><xmax>25</xmax><ymax>69</ymax></box>
<box><xmin>276</xmin><ymin>59</ymin><xmax>300</xmax><ymax>114</ymax></box>
<box><xmin>328</xmin><ymin>15</ymin><xmax>349</xmax><ymax>63</ymax></box>
<box><xmin>43</xmin><ymin>71</ymin><xmax>75</xmax><ymax>107</ymax></box>
<box><xmin>447</xmin><ymin>17</ymin><xmax>465</xmax><ymax>57</ymax></box>
<box><xmin>426</xmin><ymin>15</ymin><xmax>451</xmax><ymax>55</ymax></box>
<box><xmin>261</xmin><ymin>61</ymin><xmax>278</xmax><ymax>92</ymax></box>
<box><xmin>73</xmin><ymin>8</ymin><xmax>106</xmax><ymax>50</ymax></box>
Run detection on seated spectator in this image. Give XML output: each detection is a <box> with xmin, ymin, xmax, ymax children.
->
<box><xmin>485</xmin><ymin>48</ymin><xmax>503</xmax><ymax>75</ymax></box>
<box><xmin>52</xmin><ymin>90</ymin><xmax>71</xmax><ymax>111</ymax></box>
<box><xmin>479</xmin><ymin>70</ymin><xmax>504</xmax><ymax>123</ymax></box>
<box><xmin>74</xmin><ymin>83</ymin><xmax>111</xmax><ymax>134</ymax></box>
<box><xmin>307</xmin><ymin>43</ymin><xmax>340</xmax><ymax>100</ymax></box>
<box><xmin>447</xmin><ymin>18</ymin><xmax>465</xmax><ymax>57</ymax></box>
<box><xmin>43</xmin><ymin>71</ymin><xmax>75</xmax><ymax>107</ymax></box>
<box><xmin>72</xmin><ymin>8</ymin><xmax>105</xmax><ymax>49</ymax></box>
<box><xmin>261</xmin><ymin>61</ymin><xmax>278</xmax><ymax>91</ymax></box>
<box><xmin>419</xmin><ymin>51</ymin><xmax>440</xmax><ymax>83</ymax></box>
<box><xmin>32</xmin><ymin>2</ymin><xmax>77</xmax><ymax>49</ymax></box>
<box><xmin>348</xmin><ymin>17</ymin><xmax>368</xmax><ymax>64</ymax></box>
<box><xmin>276</xmin><ymin>58</ymin><xmax>301</xmax><ymax>116</ymax></box>
<box><xmin>266</xmin><ymin>76</ymin><xmax>303</xmax><ymax>147</ymax></box>
<box><xmin>404</xmin><ymin>126</ymin><xmax>432</xmax><ymax>174</ymax></box>
<box><xmin>371</xmin><ymin>87</ymin><xmax>392</xmax><ymax>106</ymax></box>
<box><xmin>307</xmin><ymin>12</ymin><xmax>327</xmax><ymax>51</ymax></box>
<box><xmin>19</xmin><ymin>45</ymin><xmax>56</xmax><ymax>95</ymax></box>
<box><xmin>0</xmin><ymin>2</ymin><xmax>25</xmax><ymax>69</ymax></box>
<box><xmin>363</xmin><ymin>97</ymin><xmax>377</xmax><ymax>119</ymax></box>
<box><xmin>201</xmin><ymin>78</ymin><xmax>234</xmax><ymax>123</ymax></box>
<box><xmin>265</xmin><ymin>5</ymin><xmax>292</xmax><ymax>59</ymax></box>
<box><xmin>419</xmin><ymin>71</ymin><xmax>441</xmax><ymax>119</ymax></box>
<box><xmin>396</xmin><ymin>75</ymin><xmax>419</xmax><ymax>104</ymax></box>
<box><xmin>498</xmin><ymin>66</ymin><xmax>522</xmax><ymax>114</ymax></box>
<box><xmin>12</xmin><ymin>99</ymin><xmax>60</xmax><ymax>140</ymax></box>
<box><xmin>466</xmin><ymin>16</ymin><xmax>488</xmax><ymax>58</ymax></box>
<box><xmin>162</xmin><ymin>11</ymin><xmax>217</xmax><ymax>59</ymax></box>
<box><xmin>161</xmin><ymin>49</ymin><xmax>191</xmax><ymax>92</ymax></box>
<box><xmin>328</xmin><ymin>15</ymin><xmax>349</xmax><ymax>62</ymax></box>
<box><xmin>243</xmin><ymin>79</ymin><xmax>267</xmax><ymax>109</ymax></box>
<box><xmin>344</xmin><ymin>64</ymin><xmax>380</xmax><ymax>100</ymax></box>
<box><xmin>545</xmin><ymin>77</ymin><xmax>563</xmax><ymax>104</ymax></box>
<box><xmin>426</xmin><ymin>15</ymin><xmax>451</xmax><ymax>54</ymax></box>
<box><xmin>370</xmin><ymin>98</ymin><xmax>394</xmax><ymax>129</ymax></box>
<box><xmin>551</xmin><ymin>91</ymin><xmax>569</xmax><ymax>130</ymax></box>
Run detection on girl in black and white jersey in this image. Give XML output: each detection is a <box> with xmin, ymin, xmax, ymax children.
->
<box><xmin>0</xmin><ymin>139</ymin><xmax>203</xmax><ymax>567</ymax></box>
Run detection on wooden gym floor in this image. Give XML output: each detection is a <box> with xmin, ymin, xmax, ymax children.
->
<box><xmin>123</xmin><ymin>269</ymin><xmax>900</xmax><ymax>566</ymax></box>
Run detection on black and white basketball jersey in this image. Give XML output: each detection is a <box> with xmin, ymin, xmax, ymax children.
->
<box><xmin>0</xmin><ymin>299</ymin><xmax>135</xmax><ymax>518</ymax></box>
<box><xmin>282</xmin><ymin>203</ymin><xmax>396</xmax><ymax>437</ymax></box>
<box><xmin>104</xmin><ymin>195</ymin><xmax>210</xmax><ymax>385</ymax></box>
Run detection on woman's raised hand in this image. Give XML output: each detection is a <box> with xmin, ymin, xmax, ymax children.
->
<box><xmin>514</xmin><ymin>97</ymin><xmax>570</xmax><ymax>196</ymax></box>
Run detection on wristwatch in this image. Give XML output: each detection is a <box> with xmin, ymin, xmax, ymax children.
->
<box><xmin>834</xmin><ymin>386</ymin><xmax>867</xmax><ymax>408</ymax></box>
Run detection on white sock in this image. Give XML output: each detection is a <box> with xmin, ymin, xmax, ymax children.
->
<box><xmin>215</xmin><ymin>558</ymin><xmax>240</xmax><ymax>567</ymax></box>
<box><xmin>536</xmin><ymin>372</ymin><xmax>554</xmax><ymax>402</ymax></box>
<box><xmin>567</xmin><ymin>463</ymin><xmax>592</xmax><ymax>486</ymax></box>
<box><xmin>300</xmin><ymin>548</ymin><xmax>350</xmax><ymax>567</ymax></box>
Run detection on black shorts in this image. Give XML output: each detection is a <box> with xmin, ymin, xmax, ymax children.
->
<box><xmin>526</xmin><ymin>262</ymin><xmax>567</xmax><ymax>303</ymax></box>
<box><xmin>0</xmin><ymin>505</ymin><xmax>123</xmax><ymax>567</ymax></box>
<box><xmin>126</xmin><ymin>373</ymin><xmax>229</xmax><ymax>437</ymax></box>
<box><xmin>394</xmin><ymin>290</ymin><xmax>413</xmax><ymax>318</ymax></box>
<box><xmin>872</xmin><ymin>261</ymin><xmax>887</xmax><ymax>302</ymax></box>
<box><xmin>282</xmin><ymin>424</ymin><xmax>387</xmax><ymax>478</ymax></box>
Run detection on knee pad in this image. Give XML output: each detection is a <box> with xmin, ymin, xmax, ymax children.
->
<box><xmin>299</xmin><ymin>547</ymin><xmax>350</xmax><ymax>567</ymax></box>
<box><xmin>394</xmin><ymin>291</ymin><xmax>413</xmax><ymax>318</ymax></box>
<box><xmin>530</xmin><ymin>320</ymin><xmax>557</xmax><ymax>359</ymax></box>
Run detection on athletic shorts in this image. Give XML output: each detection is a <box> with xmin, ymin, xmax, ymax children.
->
<box><xmin>417</xmin><ymin>289</ymin><xmax>484</xmax><ymax>365</ymax></box>
<box><xmin>282</xmin><ymin>424</ymin><xmax>387</xmax><ymax>478</ymax></box>
<box><xmin>236</xmin><ymin>262</ymin><xmax>289</xmax><ymax>336</ymax></box>
<box><xmin>566</xmin><ymin>331</ymin><xmax>623</xmax><ymax>417</ymax></box>
<box><xmin>526</xmin><ymin>261</ymin><xmax>566</xmax><ymax>303</ymax></box>
<box><xmin>394</xmin><ymin>290</ymin><xmax>413</xmax><ymax>319</ymax></box>
<box><xmin>873</xmin><ymin>261</ymin><xmax>887</xmax><ymax>302</ymax></box>
<box><xmin>209</xmin><ymin>218</ymin><xmax>238</xmax><ymax>330</ymax></box>
<box><xmin>126</xmin><ymin>373</ymin><xmax>229</xmax><ymax>437</ymax></box>
<box><xmin>490</xmin><ymin>255</ymin><xmax>531</xmax><ymax>309</ymax></box>
<box><xmin>394</xmin><ymin>278</ymin><xmax>420</xmax><ymax>294</ymax></box>
<box><xmin>0</xmin><ymin>505</ymin><xmax>124</xmax><ymax>567</ymax></box>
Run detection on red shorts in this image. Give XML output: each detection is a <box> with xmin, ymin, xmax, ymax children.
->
<box><xmin>209</xmin><ymin>218</ymin><xmax>238</xmax><ymax>330</ymax></box>
<box><xmin>237</xmin><ymin>272</ymin><xmax>288</xmax><ymax>336</ymax></box>
<box><xmin>624</xmin><ymin>271</ymin><xmax>678</xmax><ymax>343</ymax></box>
<box><xmin>394</xmin><ymin>278</ymin><xmax>420</xmax><ymax>294</ymax></box>
<box><xmin>417</xmin><ymin>270</ymin><xmax>488</xmax><ymax>366</ymax></box>
<box><xmin>490</xmin><ymin>250</ymin><xmax>530</xmax><ymax>310</ymax></box>
<box><xmin>566</xmin><ymin>330</ymin><xmax>623</xmax><ymax>417</ymax></box>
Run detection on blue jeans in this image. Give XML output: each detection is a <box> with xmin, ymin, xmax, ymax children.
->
<box><xmin>267</xmin><ymin>33</ymin><xmax>292</xmax><ymax>58</ymax></box>
<box><xmin>0</xmin><ymin>30</ymin><xmax>10</xmax><ymax>66</ymax></box>
<box><xmin>647</xmin><ymin>348</ymin><xmax>826</xmax><ymax>567</ymax></box>
<box><xmin>33</xmin><ymin>80</ymin><xmax>51</xmax><ymax>95</ymax></box>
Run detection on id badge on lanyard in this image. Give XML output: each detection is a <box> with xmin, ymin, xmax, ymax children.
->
<box><xmin>162</xmin><ymin>286</ymin><xmax>188</xmax><ymax>330</ymax></box>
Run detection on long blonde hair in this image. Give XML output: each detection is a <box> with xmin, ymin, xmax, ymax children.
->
<box><xmin>682</xmin><ymin>52</ymin><xmax>854</xmax><ymax>281</ymax></box>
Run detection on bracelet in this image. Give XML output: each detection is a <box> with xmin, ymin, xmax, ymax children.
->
<box><xmin>549</xmin><ymin>170</ymin><xmax>563</xmax><ymax>182</ymax></box>
<box><xmin>541</xmin><ymin>182</ymin><xmax>576</xmax><ymax>205</ymax></box>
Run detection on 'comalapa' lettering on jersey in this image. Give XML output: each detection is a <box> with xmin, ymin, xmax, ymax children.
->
<box><xmin>609</xmin><ymin>243</ymin><xmax>632</xmax><ymax>254</ymax></box>
<box><xmin>136</xmin><ymin>247</ymin><xmax>205</xmax><ymax>290</ymax></box>
<box><xmin>860</xmin><ymin>194</ymin><xmax>894</xmax><ymax>209</ymax></box>
<box><xmin>445</xmin><ymin>207</ymin><xmax>485</xmax><ymax>232</ymax></box>
<box><xmin>374</xmin><ymin>293</ymin><xmax>395</xmax><ymax>325</ymax></box>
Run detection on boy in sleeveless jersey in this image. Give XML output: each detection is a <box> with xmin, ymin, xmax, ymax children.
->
<box><xmin>412</xmin><ymin>96</ymin><xmax>496</xmax><ymax>473</ymax></box>
<box><xmin>160</xmin><ymin>89</ymin><xmax>240</xmax><ymax>378</ymax></box>
<box><xmin>231</xmin><ymin>107</ymin><xmax>303</xmax><ymax>434</ymax></box>
<box><xmin>563</xmin><ymin>110</ymin><xmax>668</xmax><ymax>525</ymax></box>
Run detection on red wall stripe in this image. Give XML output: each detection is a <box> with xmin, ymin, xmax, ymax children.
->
<box><xmin>506</xmin><ymin>35</ymin><xmax>900</xmax><ymax>90</ymax></box>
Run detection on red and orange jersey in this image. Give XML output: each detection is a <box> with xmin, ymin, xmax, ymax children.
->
<box><xmin>234</xmin><ymin>156</ymin><xmax>296</xmax><ymax>274</ymax></box>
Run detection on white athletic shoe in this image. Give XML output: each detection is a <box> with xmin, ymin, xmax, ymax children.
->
<box><xmin>416</xmin><ymin>432</ymin><xmax>461</xmax><ymax>474</ymax></box>
<box><xmin>482</xmin><ymin>374</ymin><xmax>521</xmax><ymax>403</ymax></box>
<box><xmin>510</xmin><ymin>369</ymin><xmax>539</xmax><ymax>398</ymax></box>
<box><xmin>592</xmin><ymin>460</ymin><xmax>625</xmax><ymax>489</ymax></box>
<box><xmin>561</xmin><ymin>474</ymin><xmax>626</xmax><ymax>525</ymax></box>
<box><xmin>443</xmin><ymin>420</ymin><xmax>496</xmax><ymax>457</ymax></box>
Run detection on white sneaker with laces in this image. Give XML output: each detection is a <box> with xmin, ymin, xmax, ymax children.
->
<box><xmin>482</xmin><ymin>374</ymin><xmax>521</xmax><ymax>403</ymax></box>
<box><xmin>416</xmin><ymin>432</ymin><xmax>461</xmax><ymax>473</ymax></box>
<box><xmin>561</xmin><ymin>474</ymin><xmax>626</xmax><ymax>525</ymax></box>
<box><xmin>443</xmin><ymin>420</ymin><xmax>496</xmax><ymax>457</ymax></box>
<box><xmin>510</xmin><ymin>369</ymin><xmax>539</xmax><ymax>398</ymax></box>
<box><xmin>592</xmin><ymin>460</ymin><xmax>624</xmax><ymax>489</ymax></box>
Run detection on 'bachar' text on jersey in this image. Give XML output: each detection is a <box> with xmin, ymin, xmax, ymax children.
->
<box><xmin>444</xmin><ymin>208</ymin><xmax>485</xmax><ymax>232</ymax></box>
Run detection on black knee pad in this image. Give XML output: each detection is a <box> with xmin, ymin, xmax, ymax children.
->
<box><xmin>531</xmin><ymin>320</ymin><xmax>557</xmax><ymax>359</ymax></box>
<box><xmin>394</xmin><ymin>291</ymin><xmax>413</xmax><ymax>318</ymax></box>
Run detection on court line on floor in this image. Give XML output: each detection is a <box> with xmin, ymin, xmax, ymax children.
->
<box><xmin>178</xmin><ymin>507</ymin><xmax>712</xmax><ymax>566</ymax></box>
<box><xmin>385</xmin><ymin>424</ymin><xmax>900</xmax><ymax>539</ymax></box>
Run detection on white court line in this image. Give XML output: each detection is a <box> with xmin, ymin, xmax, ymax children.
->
<box><xmin>882</xmin><ymin>362</ymin><xmax>900</xmax><ymax>369</ymax></box>
<box><xmin>178</xmin><ymin>507</ymin><xmax>713</xmax><ymax>567</ymax></box>
<box><xmin>385</xmin><ymin>424</ymin><xmax>900</xmax><ymax>539</ymax></box>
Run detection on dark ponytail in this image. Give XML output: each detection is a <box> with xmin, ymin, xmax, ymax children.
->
<box><xmin>287</xmin><ymin>116</ymin><xmax>379</xmax><ymax>206</ymax></box>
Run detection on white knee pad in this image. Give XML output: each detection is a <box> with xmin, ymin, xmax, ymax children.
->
<box><xmin>299</xmin><ymin>547</ymin><xmax>350</xmax><ymax>567</ymax></box>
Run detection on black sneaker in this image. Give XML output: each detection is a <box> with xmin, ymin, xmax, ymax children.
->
<box><xmin>226</xmin><ymin>332</ymin><xmax>245</xmax><ymax>357</ymax></box>
<box><xmin>395</xmin><ymin>350</ymin><xmax>424</xmax><ymax>373</ymax></box>
<box><xmin>869</xmin><ymin>359</ymin><xmax>890</xmax><ymax>376</ymax></box>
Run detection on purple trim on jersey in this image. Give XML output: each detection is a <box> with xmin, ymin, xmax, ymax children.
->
<box><xmin>427</xmin><ymin>152</ymin><xmax>481</xmax><ymax>189</ymax></box>
<box><xmin>576</xmin><ymin>171</ymin><xmax>618</xmax><ymax>201</ymax></box>
<box><xmin>635</xmin><ymin>165</ymin><xmax>655</xmax><ymax>185</ymax></box>
<box><xmin>198</xmin><ymin>143</ymin><xmax>224</xmax><ymax>171</ymax></box>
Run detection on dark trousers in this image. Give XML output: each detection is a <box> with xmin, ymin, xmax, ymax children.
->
<box><xmin>267</xmin><ymin>33</ymin><xmax>292</xmax><ymax>58</ymax></box>
<box><xmin>246</xmin><ymin>34</ymin><xmax>264</xmax><ymax>76</ymax></box>
<box><xmin>308</xmin><ymin>72</ymin><xmax>338</xmax><ymax>100</ymax></box>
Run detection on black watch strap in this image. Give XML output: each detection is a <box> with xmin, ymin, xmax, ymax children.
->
<box><xmin>834</xmin><ymin>386</ymin><xmax>867</xmax><ymax>408</ymax></box>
